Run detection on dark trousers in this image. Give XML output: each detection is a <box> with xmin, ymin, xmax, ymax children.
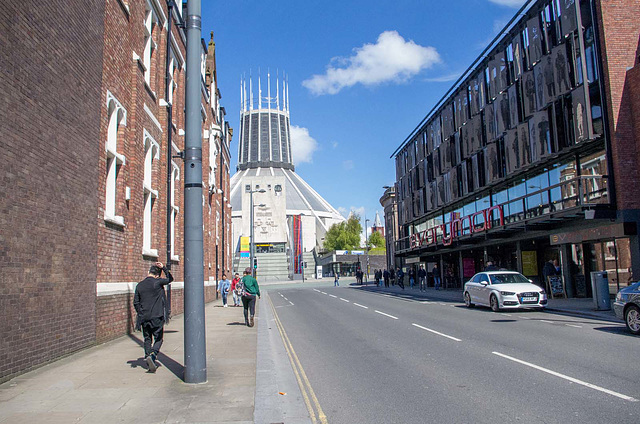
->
<box><xmin>242</xmin><ymin>294</ymin><xmax>256</xmax><ymax>323</ymax></box>
<box><xmin>142</xmin><ymin>317</ymin><xmax>164</xmax><ymax>357</ymax></box>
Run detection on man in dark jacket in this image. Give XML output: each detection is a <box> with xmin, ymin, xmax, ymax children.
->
<box><xmin>134</xmin><ymin>262</ymin><xmax>173</xmax><ymax>372</ymax></box>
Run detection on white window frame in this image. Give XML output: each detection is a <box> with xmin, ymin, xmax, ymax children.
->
<box><xmin>143</xmin><ymin>0</ymin><xmax>163</xmax><ymax>88</ymax></box>
<box><xmin>105</xmin><ymin>91</ymin><xmax>127</xmax><ymax>226</ymax></box>
<box><xmin>143</xmin><ymin>130</ymin><xmax>160</xmax><ymax>257</ymax></box>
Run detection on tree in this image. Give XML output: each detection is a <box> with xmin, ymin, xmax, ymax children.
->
<box><xmin>323</xmin><ymin>214</ymin><xmax>362</xmax><ymax>251</ymax></box>
<box><xmin>367</xmin><ymin>231</ymin><xmax>384</xmax><ymax>248</ymax></box>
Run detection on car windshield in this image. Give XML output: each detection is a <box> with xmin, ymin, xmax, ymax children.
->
<box><xmin>489</xmin><ymin>273</ymin><xmax>530</xmax><ymax>285</ymax></box>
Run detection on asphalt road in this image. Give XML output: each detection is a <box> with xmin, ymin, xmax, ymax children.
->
<box><xmin>266</xmin><ymin>282</ymin><xmax>640</xmax><ymax>424</ymax></box>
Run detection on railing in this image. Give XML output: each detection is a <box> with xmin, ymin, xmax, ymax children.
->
<box><xmin>395</xmin><ymin>175</ymin><xmax>609</xmax><ymax>254</ymax></box>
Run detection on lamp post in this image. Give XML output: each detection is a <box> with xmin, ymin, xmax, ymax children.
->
<box><xmin>249</xmin><ymin>188</ymin><xmax>266</xmax><ymax>278</ymax></box>
<box><xmin>365</xmin><ymin>217</ymin><xmax>370</xmax><ymax>283</ymax></box>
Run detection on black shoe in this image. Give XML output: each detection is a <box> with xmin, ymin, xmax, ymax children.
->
<box><xmin>249</xmin><ymin>316</ymin><xmax>255</xmax><ymax>327</ymax></box>
<box><xmin>146</xmin><ymin>354</ymin><xmax>157</xmax><ymax>373</ymax></box>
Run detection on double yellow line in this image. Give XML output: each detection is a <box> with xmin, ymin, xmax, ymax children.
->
<box><xmin>268</xmin><ymin>294</ymin><xmax>328</xmax><ymax>424</ymax></box>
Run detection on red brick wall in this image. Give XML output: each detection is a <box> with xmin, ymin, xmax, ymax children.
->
<box><xmin>595</xmin><ymin>0</ymin><xmax>640</xmax><ymax>210</ymax></box>
<box><xmin>0</xmin><ymin>1</ymin><xmax>105</xmax><ymax>381</ymax></box>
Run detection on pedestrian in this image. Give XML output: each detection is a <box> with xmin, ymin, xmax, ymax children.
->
<box><xmin>409</xmin><ymin>267</ymin><xmax>416</xmax><ymax>289</ymax></box>
<box><xmin>432</xmin><ymin>263</ymin><xmax>441</xmax><ymax>290</ymax></box>
<box><xmin>543</xmin><ymin>258</ymin><xmax>558</xmax><ymax>290</ymax></box>
<box><xmin>390</xmin><ymin>268</ymin><xmax>395</xmax><ymax>286</ymax></box>
<box><xmin>231</xmin><ymin>272</ymin><xmax>242</xmax><ymax>306</ymax></box>
<box><xmin>397</xmin><ymin>267</ymin><xmax>405</xmax><ymax>290</ymax></box>
<box><xmin>133</xmin><ymin>261</ymin><xmax>173</xmax><ymax>373</ymax></box>
<box><xmin>418</xmin><ymin>265</ymin><xmax>427</xmax><ymax>291</ymax></box>
<box><xmin>334</xmin><ymin>271</ymin><xmax>340</xmax><ymax>287</ymax></box>
<box><xmin>217</xmin><ymin>273</ymin><xmax>231</xmax><ymax>307</ymax></box>
<box><xmin>241</xmin><ymin>267</ymin><xmax>261</xmax><ymax>327</ymax></box>
<box><xmin>484</xmin><ymin>260</ymin><xmax>499</xmax><ymax>271</ymax></box>
<box><xmin>383</xmin><ymin>268</ymin><xmax>390</xmax><ymax>287</ymax></box>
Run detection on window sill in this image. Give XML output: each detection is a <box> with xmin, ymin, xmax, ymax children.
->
<box><xmin>142</xmin><ymin>249</ymin><xmax>159</xmax><ymax>258</ymax></box>
<box><xmin>171</xmin><ymin>255</ymin><xmax>180</xmax><ymax>262</ymax></box>
<box><xmin>144</xmin><ymin>81</ymin><xmax>157</xmax><ymax>102</ymax></box>
<box><xmin>104</xmin><ymin>215</ymin><xmax>125</xmax><ymax>227</ymax></box>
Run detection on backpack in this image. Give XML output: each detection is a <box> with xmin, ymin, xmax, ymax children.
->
<box><xmin>235</xmin><ymin>280</ymin><xmax>245</xmax><ymax>296</ymax></box>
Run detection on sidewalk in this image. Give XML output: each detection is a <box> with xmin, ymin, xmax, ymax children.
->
<box><xmin>0</xmin><ymin>298</ymin><xmax>259</xmax><ymax>424</ymax></box>
<box><xmin>352</xmin><ymin>282</ymin><xmax>620</xmax><ymax>322</ymax></box>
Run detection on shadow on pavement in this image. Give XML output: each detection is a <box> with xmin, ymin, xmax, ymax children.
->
<box><xmin>592</xmin><ymin>326</ymin><xmax>637</xmax><ymax>337</ymax></box>
<box><xmin>227</xmin><ymin>322</ymin><xmax>247</xmax><ymax>326</ymax></box>
<box><xmin>127</xmin><ymin>334</ymin><xmax>185</xmax><ymax>380</ymax></box>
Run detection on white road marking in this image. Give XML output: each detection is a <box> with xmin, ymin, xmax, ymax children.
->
<box><xmin>353</xmin><ymin>303</ymin><xmax>368</xmax><ymax>309</ymax></box>
<box><xmin>566</xmin><ymin>324</ymin><xmax>582</xmax><ymax>328</ymax></box>
<box><xmin>439</xmin><ymin>303</ymin><xmax>447</xmax><ymax>306</ymax></box>
<box><xmin>421</xmin><ymin>301</ymin><xmax>433</xmax><ymax>304</ymax></box>
<box><xmin>279</xmin><ymin>293</ymin><xmax>284</xmax><ymax>297</ymax></box>
<box><xmin>329</xmin><ymin>294</ymin><xmax>337</xmax><ymax>298</ymax></box>
<box><xmin>313</xmin><ymin>289</ymin><xmax>320</xmax><ymax>292</ymax></box>
<box><xmin>412</xmin><ymin>323</ymin><xmax>462</xmax><ymax>342</ymax></box>
<box><xmin>289</xmin><ymin>301</ymin><xmax>294</xmax><ymax>306</ymax></box>
<box><xmin>502</xmin><ymin>313</ymin><xmax>512</xmax><ymax>316</ymax></box>
<box><xmin>284</xmin><ymin>297</ymin><xmax>289</xmax><ymax>301</ymax></box>
<box><xmin>540</xmin><ymin>320</ymin><xmax>554</xmax><ymax>324</ymax></box>
<box><xmin>375</xmin><ymin>310</ymin><xmax>398</xmax><ymax>320</ymax></box>
<box><xmin>519</xmin><ymin>316</ymin><xmax>531</xmax><ymax>319</ymax></box>
<box><xmin>382</xmin><ymin>294</ymin><xmax>393</xmax><ymax>297</ymax></box>
<box><xmin>492</xmin><ymin>352</ymin><xmax>638</xmax><ymax>402</ymax></box>
<box><xmin>320</xmin><ymin>292</ymin><xmax>327</xmax><ymax>295</ymax></box>
<box><xmin>340</xmin><ymin>298</ymin><xmax>349</xmax><ymax>303</ymax></box>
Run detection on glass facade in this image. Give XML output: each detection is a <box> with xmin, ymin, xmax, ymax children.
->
<box><xmin>395</xmin><ymin>0</ymin><xmax>610</xmax><ymax>247</ymax></box>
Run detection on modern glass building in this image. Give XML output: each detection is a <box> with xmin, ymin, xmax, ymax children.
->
<box><xmin>392</xmin><ymin>0</ymin><xmax>640</xmax><ymax>297</ymax></box>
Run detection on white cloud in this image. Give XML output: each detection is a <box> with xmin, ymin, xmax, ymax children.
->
<box><xmin>425</xmin><ymin>72</ymin><xmax>462</xmax><ymax>83</ymax></box>
<box><xmin>332</xmin><ymin>141</ymin><xmax>339</xmax><ymax>149</ymax></box>
<box><xmin>338</xmin><ymin>206</ymin><xmax>348</xmax><ymax>217</ymax></box>
<box><xmin>350</xmin><ymin>206</ymin><xmax>366</xmax><ymax>219</ymax></box>
<box><xmin>487</xmin><ymin>0</ymin><xmax>525</xmax><ymax>7</ymax></box>
<box><xmin>342</xmin><ymin>160</ymin><xmax>354</xmax><ymax>170</ymax></box>
<box><xmin>289</xmin><ymin>125</ymin><xmax>318</xmax><ymax>164</ymax></box>
<box><xmin>302</xmin><ymin>31</ymin><xmax>441</xmax><ymax>95</ymax></box>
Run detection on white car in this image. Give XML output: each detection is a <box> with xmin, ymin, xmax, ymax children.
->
<box><xmin>464</xmin><ymin>271</ymin><xmax>547</xmax><ymax>312</ymax></box>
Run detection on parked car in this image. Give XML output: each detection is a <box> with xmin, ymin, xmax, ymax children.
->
<box><xmin>613</xmin><ymin>281</ymin><xmax>640</xmax><ymax>335</ymax></box>
<box><xmin>464</xmin><ymin>271</ymin><xmax>547</xmax><ymax>312</ymax></box>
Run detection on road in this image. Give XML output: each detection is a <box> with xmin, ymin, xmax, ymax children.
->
<box><xmin>265</xmin><ymin>282</ymin><xmax>639</xmax><ymax>424</ymax></box>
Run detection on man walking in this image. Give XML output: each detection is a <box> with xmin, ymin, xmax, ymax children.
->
<box><xmin>432</xmin><ymin>263</ymin><xmax>441</xmax><ymax>290</ymax></box>
<box><xmin>397</xmin><ymin>267</ymin><xmax>405</xmax><ymax>290</ymax></box>
<box><xmin>383</xmin><ymin>268</ymin><xmax>390</xmax><ymax>288</ymax></box>
<box><xmin>418</xmin><ymin>265</ymin><xmax>427</xmax><ymax>291</ymax></box>
<box><xmin>241</xmin><ymin>268</ymin><xmax>261</xmax><ymax>327</ymax></box>
<box><xmin>334</xmin><ymin>271</ymin><xmax>340</xmax><ymax>287</ymax></box>
<box><xmin>134</xmin><ymin>262</ymin><xmax>173</xmax><ymax>373</ymax></box>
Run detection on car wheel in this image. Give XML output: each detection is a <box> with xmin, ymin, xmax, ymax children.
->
<box><xmin>625</xmin><ymin>305</ymin><xmax>640</xmax><ymax>335</ymax></box>
<box><xmin>464</xmin><ymin>292</ymin><xmax>474</xmax><ymax>308</ymax></box>
<box><xmin>490</xmin><ymin>294</ymin><xmax>500</xmax><ymax>312</ymax></box>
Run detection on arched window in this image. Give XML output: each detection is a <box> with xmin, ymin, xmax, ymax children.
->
<box><xmin>143</xmin><ymin>130</ymin><xmax>159</xmax><ymax>256</ymax></box>
<box><xmin>105</xmin><ymin>91</ymin><xmax>127</xmax><ymax>226</ymax></box>
<box><xmin>143</xmin><ymin>0</ymin><xmax>161</xmax><ymax>88</ymax></box>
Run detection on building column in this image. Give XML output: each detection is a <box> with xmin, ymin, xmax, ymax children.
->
<box><xmin>560</xmin><ymin>243</ymin><xmax>574</xmax><ymax>298</ymax></box>
<box><xmin>516</xmin><ymin>241</ymin><xmax>523</xmax><ymax>274</ymax></box>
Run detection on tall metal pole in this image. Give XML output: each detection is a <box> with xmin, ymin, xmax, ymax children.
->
<box><xmin>183</xmin><ymin>0</ymin><xmax>206</xmax><ymax>384</ymax></box>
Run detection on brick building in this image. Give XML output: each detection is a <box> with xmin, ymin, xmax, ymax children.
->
<box><xmin>392</xmin><ymin>0</ymin><xmax>640</xmax><ymax>297</ymax></box>
<box><xmin>0</xmin><ymin>0</ymin><xmax>232</xmax><ymax>382</ymax></box>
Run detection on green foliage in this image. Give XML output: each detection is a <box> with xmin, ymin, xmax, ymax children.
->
<box><xmin>367</xmin><ymin>231</ymin><xmax>385</xmax><ymax>248</ymax></box>
<box><xmin>323</xmin><ymin>214</ymin><xmax>362</xmax><ymax>251</ymax></box>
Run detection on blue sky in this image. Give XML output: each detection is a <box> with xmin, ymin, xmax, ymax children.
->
<box><xmin>201</xmin><ymin>0</ymin><xmax>526</xmax><ymax>231</ymax></box>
